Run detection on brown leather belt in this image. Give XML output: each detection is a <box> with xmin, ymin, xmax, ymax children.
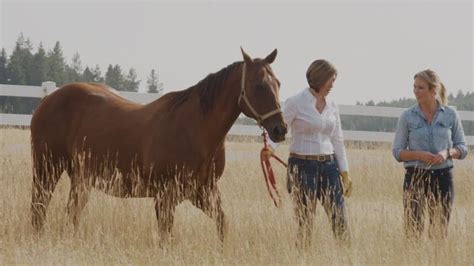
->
<box><xmin>289</xmin><ymin>153</ymin><xmax>335</xmax><ymax>162</ymax></box>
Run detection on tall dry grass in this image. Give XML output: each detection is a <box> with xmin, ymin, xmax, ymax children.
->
<box><xmin>1</xmin><ymin>128</ymin><xmax>473</xmax><ymax>265</ymax></box>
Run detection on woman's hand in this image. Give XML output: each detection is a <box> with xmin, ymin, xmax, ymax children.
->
<box><xmin>416</xmin><ymin>151</ymin><xmax>438</xmax><ymax>165</ymax></box>
<box><xmin>431</xmin><ymin>150</ymin><xmax>449</xmax><ymax>165</ymax></box>
<box><xmin>340</xmin><ymin>171</ymin><xmax>352</xmax><ymax>197</ymax></box>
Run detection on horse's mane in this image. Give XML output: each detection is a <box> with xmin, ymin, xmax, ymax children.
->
<box><xmin>166</xmin><ymin>61</ymin><xmax>242</xmax><ymax>113</ymax></box>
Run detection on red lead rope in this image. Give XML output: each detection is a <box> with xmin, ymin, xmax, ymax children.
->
<box><xmin>260</xmin><ymin>131</ymin><xmax>287</xmax><ymax>207</ymax></box>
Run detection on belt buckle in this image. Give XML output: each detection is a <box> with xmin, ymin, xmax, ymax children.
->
<box><xmin>320</xmin><ymin>154</ymin><xmax>331</xmax><ymax>161</ymax></box>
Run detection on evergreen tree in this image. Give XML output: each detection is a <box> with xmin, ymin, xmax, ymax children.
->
<box><xmin>2</xmin><ymin>34</ymin><xmax>35</xmax><ymax>114</ymax></box>
<box><xmin>91</xmin><ymin>64</ymin><xmax>104</xmax><ymax>83</ymax></box>
<box><xmin>29</xmin><ymin>43</ymin><xmax>49</xmax><ymax>85</ymax></box>
<box><xmin>6</xmin><ymin>34</ymin><xmax>33</xmax><ymax>85</ymax></box>
<box><xmin>46</xmin><ymin>41</ymin><xmax>66</xmax><ymax>85</ymax></box>
<box><xmin>147</xmin><ymin>69</ymin><xmax>163</xmax><ymax>93</ymax></box>
<box><xmin>64</xmin><ymin>52</ymin><xmax>83</xmax><ymax>83</ymax></box>
<box><xmin>0</xmin><ymin>48</ymin><xmax>8</xmax><ymax>83</ymax></box>
<box><xmin>105</xmin><ymin>64</ymin><xmax>124</xmax><ymax>90</ymax></box>
<box><xmin>123</xmin><ymin>68</ymin><xmax>140</xmax><ymax>92</ymax></box>
<box><xmin>82</xmin><ymin>66</ymin><xmax>94</xmax><ymax>82</ymax></box>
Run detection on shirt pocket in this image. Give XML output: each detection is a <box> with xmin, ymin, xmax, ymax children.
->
<box><xmin>435</xmin><ymin>119</ymin><xmax>452</xmax><ymax>143</ymax></box>
<box><xmin>408</xmin><ymin>122</ymin><xmax>425</xmax><ymax>142</ymax></box>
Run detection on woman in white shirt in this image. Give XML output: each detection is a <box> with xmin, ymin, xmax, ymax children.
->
<box><xmin>265</xmin><ymin>59</ymin><xmax>352</xmax><ymax>246</ymax></box>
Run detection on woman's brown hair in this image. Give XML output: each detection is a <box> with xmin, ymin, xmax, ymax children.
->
<box><xmin>306</xmin><ymin>59</ymin><xmax>337</xmax><ymax>93</ymax></box>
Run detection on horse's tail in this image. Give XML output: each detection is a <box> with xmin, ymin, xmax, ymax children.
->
<box><xmin>30</xmin><ymin>93</ymin><xmax>67</xmax><ymax>232</ymax></box>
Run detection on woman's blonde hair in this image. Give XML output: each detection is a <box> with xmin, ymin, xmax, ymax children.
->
<box><xmin>414</xmin><ymin>69</ymin><xmax>448</xmax><ymax>106</ymax></box>
<box><xmin>306</xmin><ymin>59</ymin><xmax>337</xmax><ymax>93</ymax></box>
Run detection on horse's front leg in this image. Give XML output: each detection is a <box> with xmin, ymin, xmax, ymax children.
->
<box><xmin>192</xmin><ymin>187</ymin><xmax>228</xmax><ymax>244</ymax></box>
<box><xmin>66</xmin><ymin>178</ymin><xmax>91</xmax><ymax>230</ymax></box>
<box><xmin>154</xmin><ymin>190</ymin><xmax>178</xmax><ymax>246</ymax></box>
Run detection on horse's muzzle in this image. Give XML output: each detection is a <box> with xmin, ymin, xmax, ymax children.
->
<box><xmin>269</xmin><ymin>124</ymin><xmax>287</xmax><ymax>143</ymax></box>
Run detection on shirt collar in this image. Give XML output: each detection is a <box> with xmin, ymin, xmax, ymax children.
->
<box><xmin>303</xmin><ymin>87</ymin><xmax>317</xmax><ymax>104</ymax></box>
<box><xmin>412</xmin><ymin>101</ymin><xmax>445</xmax><ymax>115</ymax></box>
<box><xmin>435</xmin><ymin>100</ymin><xmax>445</xmax><ymax>111</ymax></box>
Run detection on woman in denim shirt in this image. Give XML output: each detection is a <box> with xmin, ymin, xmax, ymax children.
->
<box><xmin>392</xmin><ymin>69</ymin><xmax>468</xmax><ymax>239</ymax></box>
<box><xmin>264</xmin><ymin>59</ymin><xmax>352</xmax><ymax>246</ymax></box>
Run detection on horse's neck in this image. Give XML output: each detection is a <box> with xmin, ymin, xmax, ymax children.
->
<box><xmin>145</xmin><ymin>66</ymin><xmax>243</xmax><ymax>156</ymax></box>
<box><xmin>200</xmin><ymin>74</ymin><xmax>242</xmax><ymax>146</ymax></box>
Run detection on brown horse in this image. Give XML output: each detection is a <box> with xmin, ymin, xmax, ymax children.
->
<box><xmin>30</xmin><ymin>48</ymin><xmax>287</xmax><ymax>243</ymax></box>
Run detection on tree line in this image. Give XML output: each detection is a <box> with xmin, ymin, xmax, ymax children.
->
<box><xmin>1</xmin><ymin>34</ymin><xmax>164</xmax><ymax>113</ymax></box>
<box><xmin>0</xmin><ymin>34</ymin><xmax>164</xmax><ymax>92</ymax></box>
<box><xmin>1</xmin><ymin>34</ymin><xmax>472</xmax><ymax>135</ymax></box>
<box><xmin>342</xmin><ymin>92</ymin><xmax>473</xmax><ymax>135</ymax></box>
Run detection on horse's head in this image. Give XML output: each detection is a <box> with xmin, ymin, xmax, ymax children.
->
<box><xmin>239</xmin><ymin>48</ymin><xmax>287</xmax><ymax>143</ymax></box>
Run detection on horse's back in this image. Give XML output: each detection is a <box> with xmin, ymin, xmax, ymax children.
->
<box><xmin>31</xmin><ymin>83</ymin><xmax>142</xmax><ymax>159</ymax></box>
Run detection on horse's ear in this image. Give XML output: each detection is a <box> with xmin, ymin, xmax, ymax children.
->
<box><xmin>240</xmin><ymin>47</ymin><xmax>253</xmax><ymax>64</ymax></box>
<box><xmin>264</xmin><ymin>49</ymin><xmax>277</xmax><ymax>64</ymax></box>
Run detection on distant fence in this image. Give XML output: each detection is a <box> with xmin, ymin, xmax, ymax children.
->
<box><xmin>1</xmin><ymin>82</ymin><xmax>473</xmax><ymax>145</ymax></box>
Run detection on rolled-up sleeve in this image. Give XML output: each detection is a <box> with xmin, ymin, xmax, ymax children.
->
<box><xmin>452</xmin><ymin>110</ymin><xmax>468</xmax><ymax>160</ymax></box>
<box><xmin>392</xmin><ymin>112</ymin><xmax>408</xmax><ymax>162</ymax></box>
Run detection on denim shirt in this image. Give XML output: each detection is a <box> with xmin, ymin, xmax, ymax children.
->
<box><xmin>392</xmin><ymin>103</ymin><xmax>468</xmax><ymax>170</ymax></box>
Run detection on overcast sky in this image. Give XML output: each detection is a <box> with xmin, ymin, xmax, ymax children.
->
<box><xmin>1</xmin><ymin>0</ymin><xmax>472</xmax><ymax>104</ymax></box>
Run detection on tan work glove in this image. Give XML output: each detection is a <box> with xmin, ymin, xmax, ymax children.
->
<box><xmin>261</xmin><ymin>146</ymin><xmax>274</xmax><ymax>161</ymax></box>
<box><xmin>340</xmin><ymin>171</ymin><xmax>352</xmax><ymax>197</ymax></box>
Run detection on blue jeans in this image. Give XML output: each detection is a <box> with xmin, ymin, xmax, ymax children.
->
<box><xmin>403</xmin><ymin>167</ymin><xmax>454</xmax><ymax>238</ymax></box>
<box><xmin>287</xmin><ymin>157</ymin><xmax>348</xmax><ymax>242</ymax></box>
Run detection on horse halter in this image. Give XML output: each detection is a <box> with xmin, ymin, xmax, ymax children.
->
<box><xmin>237</xmin><ymin>63</ymin><xmax>282</xmax><ymax>127</ymax></box>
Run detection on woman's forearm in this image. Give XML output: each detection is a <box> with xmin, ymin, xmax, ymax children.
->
<box><xmin>399</xmin><ymin>150</ymin><xmax>422</xmax><ymax>161</ymax></box>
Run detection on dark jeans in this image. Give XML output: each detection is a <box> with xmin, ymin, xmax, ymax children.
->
<box><xmin>287</xmin><ymin>157</ymin><xmax>348</xmax><ymax>244</ymax></box>
<box><xmin>403</xmin><ymin>167</ymin><xmax>454</xmax><ymax>239</ymax></box>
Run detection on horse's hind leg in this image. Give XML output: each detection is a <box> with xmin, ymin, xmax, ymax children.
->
<box><xmin>31</xmin><ymin>154</ymin><xmax>64</xmax><ymax>232</ymax></box>
<box><xmin>66</xmin><ymin>167</ymin><xmax>91</xmax><ymax>230</ymax></box>
<box><xmin>155</xmin><ymin>190</ymin><xmax>178</xmax><ymax>246</ymax></box>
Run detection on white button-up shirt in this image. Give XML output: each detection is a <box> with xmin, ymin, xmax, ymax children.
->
<box><xmin>271</xmin><ymin>87</ymin><xmax>349</xmax><ymax>172</ymax></box>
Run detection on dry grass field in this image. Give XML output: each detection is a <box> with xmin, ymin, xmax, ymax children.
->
<box><xmin>1</xmin><ymin>128</ymin><xmax>473</xmax><ymax>265</ymax></box>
